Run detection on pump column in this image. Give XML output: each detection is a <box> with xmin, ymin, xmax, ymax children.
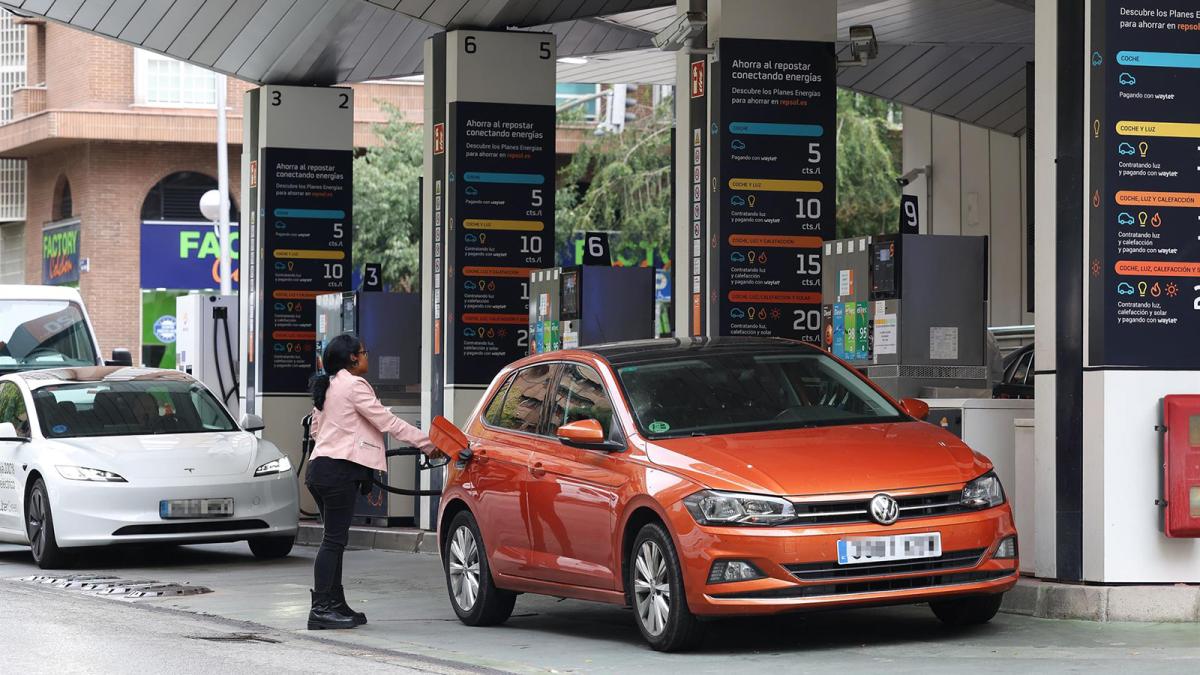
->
<box><xmin>240</xmin><ymin>86</ymin><xmax>354</xmax><ymax>488</ymax></box>
<box><xmin>421</xmin><ymin>31</ymin><xmax>557</xmax><ymax>529</ymax></box>
<box><xmin>674</xmin><ymin>0</ymin><xmax>837</xmax><ymax>340</ymax></box>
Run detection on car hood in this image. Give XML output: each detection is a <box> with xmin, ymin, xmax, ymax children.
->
<box><xmin>42</xmin><ymin>432</ymin><xmax>257</xmax><ymax>480</ymax></box>
<box><xmin>643</xmin><ymin>421</ymin><xmax>989</xmax><ymax>496</ymax></box>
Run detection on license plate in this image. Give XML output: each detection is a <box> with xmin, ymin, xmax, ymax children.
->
<box><xmin>159</xmin><ymin>498</ymin><xmax>234</xmax><ymax>519</ymax></box>
<box><xmin>837</xmin><ymin>532</ymin><xmax>941</xmax><ymax>565</ymax></box>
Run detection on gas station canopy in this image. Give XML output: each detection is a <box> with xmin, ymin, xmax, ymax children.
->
<box><xmin>0</xmin><ymin>0</ymin><xmax>1031</xmax><ymax>133</ymax></box>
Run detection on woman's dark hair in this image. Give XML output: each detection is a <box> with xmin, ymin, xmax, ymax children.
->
<box><xmin>310</xmin><ymin>333</ymin><xmax>362</xmax><ymax>410</ymax></box>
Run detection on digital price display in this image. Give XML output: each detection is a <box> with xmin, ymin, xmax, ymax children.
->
<box><xmin>1089</xmin><ymin>3</ymin><xmax>1200</xmax><ymax>367</ymax></box>
<box><xmin>713</xmin><ymin>38</ymin><xmax>836</xmax><ymax>343</ymax></box>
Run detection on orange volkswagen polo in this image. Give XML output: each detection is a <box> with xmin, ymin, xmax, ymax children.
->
<box><xmin>436</xmin><ymin>338</ymin><xmax>1018</xmax><ymax>651</ymax></box>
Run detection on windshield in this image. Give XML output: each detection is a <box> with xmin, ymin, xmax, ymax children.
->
<box><xmin>0</xmin><ymin>300</ymin><xmax>98</xmax><ymax>372</ymax></box>
<box><xmin>616</xmin><ymin>351</ymin><xmax>904</xmax><ymax>439</ymax></box>
<box><xmin>32</xmin><ymin>380</ymin><xmax>238</xmax><ymax>438</ymax></box>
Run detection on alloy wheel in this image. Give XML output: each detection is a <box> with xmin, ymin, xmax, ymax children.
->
<box><xmin>448</xmin><ymin>525</ymin><xmax>480</xmax><ymax>611</ymax></box>
<box><xmin>633</xmin><ymin>540</ymin><xmax>671</xmax><ymax>636</ymax></box>
<box><xmin>27</xmin><ymin>489</ymin><xmax>45</xmax><ymax>560</ymax></box>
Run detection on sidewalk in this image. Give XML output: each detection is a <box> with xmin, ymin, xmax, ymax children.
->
<box><xmin>300</xmin><ymin>522</ymin><xmax>1200</xmax><ymax>623</ymax></box>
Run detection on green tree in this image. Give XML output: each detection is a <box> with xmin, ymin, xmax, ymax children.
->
<box><xmin>555</xmin><ymin>97</ymin><xmax>674</xmax><ymax>262</ymax></box>
<box><xmin>836</xmin><ymin>90</ymin><xmax>903</xmax><ymax>238</ymax></box>
<box><xmin>353</xmin><ymin>104</ymin><xmax>422</xmax><ymax>291</ymax></box>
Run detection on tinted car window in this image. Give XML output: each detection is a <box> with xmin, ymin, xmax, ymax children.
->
<box><xmin>0</xmin><ymin>301</ymin><xmax>98</xmax><ymax>373</ymax></box>
<box><xmin>32</xmin><ymin>380</ymin><xmax>237</xmax><ymax>438</ymax></box>
<box><xmin>0</xmin><ymin>381</ymin><xmax>30</xmax><ymax>437</ymax></box>
<box><xmin>549</xmin><ymin>364</ymin><xmax>616</xmax><ymax>440</ymax></box>
<box><xmin>492</xmin><ymin>364</ymin><xmax>554</xmax><ymax>434</ymax></box>
<box><xmin>616</xmin><ymin>351</ymin><xmax>902</xmax><ymax>439</ymax></box>
<box><xmin>483</xmin><ymin>375</ymin><xmax>514</xmax><ymax>426</ymax></box>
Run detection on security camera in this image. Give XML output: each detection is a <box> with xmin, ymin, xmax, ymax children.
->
<box><xmin>896</xmin><ymin>166</ymin><xmax>930</xmax><ymax>187</ymax></box>
<box><xmin>652</xmin><ymin>11</ymin><xmax>706</xmax><ymax>52</ymax></box>
<box><xmin>838</xmin><ymin>25</ymin><xmax>878</xmax><ymax>67</ymax></box>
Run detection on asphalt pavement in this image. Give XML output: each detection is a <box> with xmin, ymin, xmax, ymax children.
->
<box><xmin>1</xmin><ymin>542</ymin><xmax>1198</xmax><ymax>674</ymax></box>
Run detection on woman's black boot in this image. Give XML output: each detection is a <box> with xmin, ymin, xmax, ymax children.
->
<box><xmin>331</xmin><ymin>584</ymin><xmax>367</xmax><ymax>625</ymax></box>
<box><xmin>308</xmin><ymin>589</ymin><xmax>357</xmax><ymax>630</ymax></box>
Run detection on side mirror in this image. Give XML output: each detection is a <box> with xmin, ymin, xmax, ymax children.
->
<box><xmin>900</xmin><ymin>398</ymin><xmax>930</xmax><ymax>421</ymax></box>
<box><xmin>557</xmin><ymin>419</ymin><xmax>620</xmax><ymax>451</ymax></box>
<box><xmin>0</xmin><ymin>422</ymin><xmax>28</xmax><ymax>442</ymax></box>
<box><xmin>240</xmin><ymin>414</ymin><xmax>266</xmax><ymax>432</ymax></box>
<box><xmin>107</xmin><ymin>348</ymin><xmax>133</xmax><ymax>367</ymax></box>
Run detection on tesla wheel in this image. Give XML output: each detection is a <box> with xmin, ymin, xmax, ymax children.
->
<box><xmin>443</xmin><ymin>510</ymin><xmax>515</xmax><ymax>626</ymax></box>
<box><xmin>930</xmin><ymin>593</ymin><xmax>1004</xmax><ymax>626</ymax></box>
<box><xmin>26</xmin><ymin>478</ymin><xmax>69</xmax><ymax>569</ymax></box>
<box><xmin>628</xmin><ymin>522</ymin><xmax>701</xmax><ymax>652</ymax></box>
<box><xmin>248</xmin><ymin>536</ymin><xmax>295</xmax><ymax>559</ymax></box>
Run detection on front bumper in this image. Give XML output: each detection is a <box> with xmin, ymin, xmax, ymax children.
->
<box><xmin>47</xmin><ymin>470</ymin><xmax>299</xmax><ymax>548</ymax></box>
<box><xmin>666</xmin><ymin>500</ymin><xmax>1018</xmax><ymax>616</ymax></box>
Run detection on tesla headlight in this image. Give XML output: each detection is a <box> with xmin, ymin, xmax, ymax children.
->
<box><xmin>961</xmin><ymin>471</ymin><xmax>1005</xmax><ymax>509</ymax></box>
<box><xmin>56</xmin><ymin>465</ymin><xmax>126</xmax><ymax>482</ymax></box>
<box><xmin>254</xmin><ymin>456</ymin><xmax>292</xmax><ymax>477</ymax></box>
<box><xmin>683</xmin><ymin>490</ymin><xmax>796</xmax><ymax>526</ymax></box>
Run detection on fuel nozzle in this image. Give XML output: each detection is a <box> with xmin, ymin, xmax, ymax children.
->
<box><xmin>455</xmin><ymin>446</ymin><xmax>473</xmax><ymax>469</ymax></box>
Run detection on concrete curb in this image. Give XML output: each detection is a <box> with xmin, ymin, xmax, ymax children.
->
<box><xmin>1002</xmin><ymin>577</ymin><xmax>1200</xmax><ymax>622</ymax></box>
<box><xmin>297</xmin><ymin>522</ymin><xmax>430</xmax><ymax>554</ymax></box>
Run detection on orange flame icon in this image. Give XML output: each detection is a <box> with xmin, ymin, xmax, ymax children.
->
<box><xmin>1092</xmin><ymin>191</ymin><xmax>1101</xmax><ymax>207</ymax></box>
<box><xmin>1151</xmin><ymin>212</ymin><xmax>1162</xmax><ymax>228</ymax></box>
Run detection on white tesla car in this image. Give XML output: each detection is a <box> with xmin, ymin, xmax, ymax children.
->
<box><xmin>0</xmin><ymin>366</ymin><xmax>298</xmax><ymax>568</ymax></box>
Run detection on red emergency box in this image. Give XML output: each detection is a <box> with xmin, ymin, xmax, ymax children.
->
<box><xmin>1160</xmin><ymin>395</ymin><xmax>1200</xmax><ymax>537</ymax></box>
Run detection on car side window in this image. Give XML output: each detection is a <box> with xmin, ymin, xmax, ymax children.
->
<box><xmin>550</xmin><ymin>364</ymin><xmax>618</xmax><ymax>441</ymax></box>
<box><xmin>0</xmin><ymin>382</ymin><xmax>30</xmax><ymax>437</ymax></box>
<box><xmin>493</xmin><ymin>365</ymin><xmax>554</xmax><ymax>434</ymax></box>
<box><xmin>483</xmin><ymin>376</ymin><xmax>514</xmax><ymax>426</ymax></box>
<box><xmin>1012</xmin><ymin>350</ymin><xmax>1033</xmax><ymax>385</ymax></box>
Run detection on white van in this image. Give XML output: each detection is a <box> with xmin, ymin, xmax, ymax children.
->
<box><xmin>0</xmin><ymin>285</ymin><xmax>130</xmax><ymax>373</ymax></box>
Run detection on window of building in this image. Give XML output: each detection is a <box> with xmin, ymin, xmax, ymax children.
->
<box><xmin>141</xmin><ymin>172</ymin><xmax>238</xmax><ymax>222</ymax></box>
<box><xmin>0</xmin><ymin>221</ymin><xmax>22</xmax><ymax>283</ymax></box>
<box><xmin>52</xmin><ymin>176</ymin><xmax>71</xmax><ymax>221</ymax></box>
<box><xmin>556</xmin><ymin>83</ymin><xmax>600</xmax><ymax>121</ymax></box>
<box><xmin>134</xmin><ymin>48</ymin><xmax>217</xmax><ymax>107</ymax></box>
<box><xmin>0</xmin><ymin>10</ymin><xmax>25</xmax><ymax>124</ymax></box>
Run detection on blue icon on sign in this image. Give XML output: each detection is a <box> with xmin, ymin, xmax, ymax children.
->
<box><xmin>1117</xmin><ymin>282</ymin><xmax>1136</xmax><ymax>295</ymax></box>
<box><xmin>274</xmin><ymin>221</ymin><xmax>287</xmax><ymax>230</ymax></box>
<box><xmin>274</xmin><ymin>261</ymin><xmax>286</xmax><ymax>270</ymax></box>
<box><xmin>1117</xmin><ymin>212</ymin><xmax>1135</xmax><ymax>225</ymax></box>
<box><xmin>1118</xmin><ymin>72</ymin><xmax>1136</xmax><ymax>85</ymax></box>
<box><xmin>729</xmin><ymin>308</ymin><xmax>746</xmax><ymax>319</ymax></box>
<box><xmin>463</xmin><ymin>328</ymin><xmax>476</xmax><ymax>337</ymax></box>
<box><xmin>1091</xmin><ymin>51</ymin><xmax>1103</xmax><ymax>67</ymax></box>
<box><xmin>465</xmin><ymin>186</ymin><xmax>479</xmax><ymax>196</ymax></box>
<box><xmin>730</xmin><ymin>251</ymin><xmax>746</xmax><ymax>263</ymax></box>
<box><xmin>711</xmin><ymin>122</ymin><xmax>718</xmax><ymax>136</ymax></box>
<box><xmin>1118</xmin><ymin>142</ymin><xmax>1136</xmax><ymax>155</ymax></box>
<box><xmin>731</xmin><ymin>139</ymin><xmax>746</xmax><ymax>150</ymax></box>
<box><xmin>730</xmin><ymin>195</ymin><xmax>746</xmax><ymax>206</ymax></box>
<box><xmin>274</xmin><ymin>343</ymin><xmax>285</xmax><ymax>352</ymax></box>
<box><xmin>465</xmin><ymin>234</ymin><xmax>479</xmax><ymax>244</ymax></box>
<box><xmin>464</xmin><ymin>281</ymin><xmax>477</xmax><ymax>290</ymax></box>
<box><xmin>274</xmin><ymin>302</ymin><xmax>286</xmax><ymax>311</ymax></box>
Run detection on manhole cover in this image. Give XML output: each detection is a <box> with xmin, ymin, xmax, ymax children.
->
<box><xmin>186</xmin><ymin>633</ymin><xmax>280</xmax><ymax>644</ymax></box>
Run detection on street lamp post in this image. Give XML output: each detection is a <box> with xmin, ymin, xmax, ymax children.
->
<box><xmin>199</xmin><ymin>73</ymin><xmax>233</xmax><ymax>296</ymax></box>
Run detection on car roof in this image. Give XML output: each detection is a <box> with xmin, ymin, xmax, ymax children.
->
<box><xmin>581</xmin><ymin>337</ymin><xmax>820</xmax><ymax>368</ymax></box>
<box><xmin>0</xmin><ymin>284</ymin><xmax>85</xmax><ymax>302</ymax></box>
<box><xmin>7</xmin><ymin>366</ymin><xmax>197</xmax><ymax>389</ymax></box>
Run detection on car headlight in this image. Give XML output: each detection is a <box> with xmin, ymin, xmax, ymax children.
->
<box><xmin>56</xmin><ymin>465</ymin><xmax>126</xmax><ymax>482</ymax></box>
<box><xmin>254</xmin><ymin>456</ymin><xmax>292</xmax><ymax>477</ymax></box>
<box><xmin>961</xmin><ymin>471</ymin><xmax>1005</xmax><ymax>508</ymax></box>
<box><xmin>683</xmin><ymin>489</ymin><xmax>796</xmax><ymax>526</ymax></box>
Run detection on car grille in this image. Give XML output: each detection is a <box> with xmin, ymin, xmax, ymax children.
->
<box><xmin>784</xmin><ymin>548</ymin><xmax>986</xmax><ymax>581</ymax></box>
<box><xmin>788</xmin><ymin>490</ymin><xmax>970</xmax><ymax>526</ymax></box>
<box><xmin>709</xmin><ymin>569</ymin><xmax>1014</xmax><ymax>600</ymax></box>
<box><xmin>112</xmin><ymin>519</ymin><xmax>270</xmax><ymax>536</ymax></box>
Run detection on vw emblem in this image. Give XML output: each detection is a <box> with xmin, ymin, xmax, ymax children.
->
<box><xmin>869</xmin><ymin>494</ymin><xmax>899</xmax><ymax>525</ymax></box>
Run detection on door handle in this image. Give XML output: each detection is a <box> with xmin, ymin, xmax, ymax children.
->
<box><xmin>530</xmin><ymin>461</ymin><xmax>546</xmax><ymax>478</ymax></box>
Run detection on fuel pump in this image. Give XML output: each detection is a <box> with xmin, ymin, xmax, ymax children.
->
<box><xmin>175</xmin><ymin>294</ymin><xmax>240</xmax><ymax>411</ymax></box>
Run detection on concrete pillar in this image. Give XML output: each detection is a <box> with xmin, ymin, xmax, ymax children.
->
<box><xmin>673</xmin><ymin>0</ymin><xmax>837</xmax><ymax>340</ymax></box>
<box><xmin>421</xmin><ymin>30</ymin><xmax>556</xmax><ymax>529</ymax></box>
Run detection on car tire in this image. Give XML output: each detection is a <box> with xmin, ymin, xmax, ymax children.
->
<box><xmin>248</xmin><ymin>535</ymin><xmax>295</xmax><ymax>559</ymax></box>
<box><xmin>930</xmin><ymin>593</ymin><xmax>1004</xmax><ymax>626</ymax></box>
<box><xmin>26</xmin><ymin>478</ymin><xmax>70</xmax><ymax>569</ymax></box>
<box><xmin>442</xmin><ymin>510</ymin><xmax>515</xmax><ymax>626</ymax></box>
<box><xmin>628</xmin><ymin>522</ymin><xmax>702</xmax><ymax>652</ymax></box>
